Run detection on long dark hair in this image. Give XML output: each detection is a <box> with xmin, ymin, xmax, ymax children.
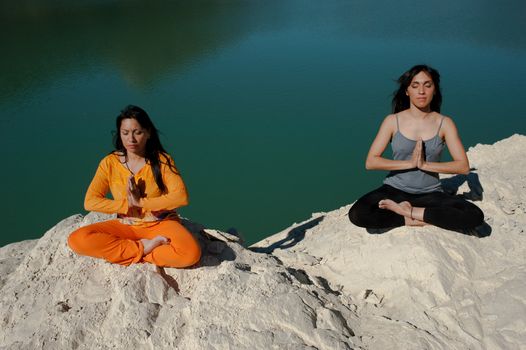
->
<box><xmin>391</xmin><ymin>64</ymin><xmax>442</xmax><ymax>113</ymax></box>
<box><xmin>112</xmin><ymin>105</ymin><xmax>177</xmax><ymax>194</ymax></box>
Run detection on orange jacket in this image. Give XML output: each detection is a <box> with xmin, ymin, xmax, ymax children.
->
<box><xmin>84</xmin><ymin>153</ymin><xmax>188</xmax><ymax>223</ymax></box>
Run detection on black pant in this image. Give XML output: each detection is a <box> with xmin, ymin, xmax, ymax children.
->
<box><xmin>348</xmin><ymin>184</ymin><xmax>484</xmax><ymax>231</ymax></box>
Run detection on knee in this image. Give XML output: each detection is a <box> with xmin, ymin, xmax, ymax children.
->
<box><xmin>180</xmin><ymin>239</ymin><xmax>202</xmax><ymax>267</ymax></box>
<box><xmin>160</xmin><ymin>232</ymin><xmax>202</xmax><ymax>268</ymax></box>
<box><xmin>348</xmin><ymin>203</ymin><xmax>366</xmax><ymax>227</ymax></box>
<box><xmin>469</xmin><ymin>205</ymin><xmax>485</xmax><ymax>227</ymax></box>
<box><xmin>453</xmin><ymin>202</ymin><xmax>484</xmax><ymax>229</ymax></box>
<box><xmin>67</xmin><ymin>226</ymin><xmax>91</xmax><ymax>254</ymax></box>
<box><xmin>158</xmin><ymin>222</ymin><xmax>202</xmax><ymax>267</ymax></box>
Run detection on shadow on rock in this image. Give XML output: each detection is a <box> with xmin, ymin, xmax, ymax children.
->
<box><xmin>181</xmin><ymin>218</ymin><xmax>237</xmax><ymax>268</ymax></box>
<box><xmin>442</xmin><ymin>170</ymin><xmax>484</xmax><ymax>201</ymax></box>
<box><xmin>455</xmin><ymin>222</ymin><xmax>492</xmax><ymax>238</ymax></box>
<box><xmin>366</xmin><ymin>227</ymin><xmax>397</xmax><ymax>235</ymax></box>
<box><xmin>250</xmin><ymin>216</ymin><xmax>325</xmax><ymax>254</ymax></box>
<box><xmin>157</xmin><ymin>266</ymin><xmax>180</xmax><ymax>293</ymax></box>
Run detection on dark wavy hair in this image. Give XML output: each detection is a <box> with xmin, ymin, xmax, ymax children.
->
<box><xmin>112</xmin><ymin>105</ymin><xmax>177</xmax><ymax>193</ymax></box>
<box><xmin>392</xmin><ymin>64</ymin><xmax>442</xmax><ymax>113</ymax></box>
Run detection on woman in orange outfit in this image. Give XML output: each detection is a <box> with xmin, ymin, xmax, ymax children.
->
<box><xmin>68</xmin><ymin>105</ymin><xmax>201</xmax><ymax>267</ymax></box>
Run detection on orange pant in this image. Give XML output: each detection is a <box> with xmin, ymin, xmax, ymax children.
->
<box><xmin>68</xmin><ymin>219</ymin><xmax>201</xmax><ymax>267</ymax></box>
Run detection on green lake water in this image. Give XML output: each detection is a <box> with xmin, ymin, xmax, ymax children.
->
<box><xmin>1</xmin><ymin>0</ymin><xmax>525</xmax><ymax>246</ymax></box>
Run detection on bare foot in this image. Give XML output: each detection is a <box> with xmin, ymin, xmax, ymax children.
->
<box><xmin>379</xmin><ymin>200</ymin><xmax>426</xmax><ymax>226</ymax></box>
<box><xmin>378</xmin><ymin>199</ymin><xmax>411</xmax><ymax>217</ymax></box>
<box><xmin>140</xmin><ymin>236</ymin><xmax>170</xmax><ymax>255</ymax></box>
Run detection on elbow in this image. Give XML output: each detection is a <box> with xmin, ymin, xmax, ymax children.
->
<box><xmin>459</xmin><ymin>166</ymin><xmax>470</xmax><ymax>175</ymax></box>
<box><xmin>84</xmin><ymin>202</ymin><xmax>96</xmax><ymax>212</ymax></box>
<box><xmin>169</xmin><ymin>193</ymin><xmax>189</xmax><ymax>209</ymax></box>
<box><xmin>459</xmin><ymin>161</ymin><xmax>470</xmax><ymax>175</ymax></box>
<box><xmin>365</xmin><ymin>158</ymin><xmax>374</xmax><ymax>170</ymax></box>
<box><xmin>83</xmin><ymin>193</ymin><xmax>102</xmax><ymax>212</ymax></box>
<box><xmin>365</xmin><ymin>159</ymin><xmax>379</xmax><ymax>170</ymax></box>
<box><xmin>83</xmin><ymin>197</ymin><xmax>93</xmax><ymax>211</ymax></box>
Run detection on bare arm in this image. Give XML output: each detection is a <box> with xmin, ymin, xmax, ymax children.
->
<box><xmin>365</xmin><ymin>115</ymin><xmax>416</xmax><ymax>171</ymax></box>
<box><xmin>420</xmin><ymin>117</ymin><xmax>470</xmax><ymax>175</ymax></box>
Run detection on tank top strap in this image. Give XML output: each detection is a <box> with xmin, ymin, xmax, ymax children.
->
<box><xmin>436</xmin><ymin>116</ymin><xmax>445</xmax><ymax>135</ymax></box>
<box><xmin>395</xmin><ymin>114</ymin><xmax>400</xmax><ymax>131</ymax></box>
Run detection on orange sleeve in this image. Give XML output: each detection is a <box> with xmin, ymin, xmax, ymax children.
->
<box><xmin>84</xmin><ymin>157</ymin><xmax>129</xmax><ymax>214</ymax></box>
<box><xmin>140</xmin><ymin>156</ymin><xmax>189</xmax><ymax>211</ymax></box>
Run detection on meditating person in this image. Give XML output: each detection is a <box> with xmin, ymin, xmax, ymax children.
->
<box><xmin>348</xmin><ymin>64</ymin><xmax>484</xmax><ymax>232</ymax></box>
<box><xmin>68</xmin><ymin>105</ymin><xmax>201</xmax><ymax>266</ymax></box>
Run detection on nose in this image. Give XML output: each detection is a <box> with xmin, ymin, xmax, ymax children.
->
<box><xmin>124</xmin><ymin>135</ymin><xmax>136</xmax><ymax>144</ymax></box>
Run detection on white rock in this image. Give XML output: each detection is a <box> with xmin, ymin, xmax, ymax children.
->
<box><xmin>0</xmin><ymin>217</ymin><xmax>359</xmax><ymax>349</ymax></box>
<box><xmin>252</xmin><ymin>134</ymin><xmax>526</xmax><ymax>350</ymax></box>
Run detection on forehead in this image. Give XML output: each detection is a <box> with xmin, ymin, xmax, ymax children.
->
<box><xmin>120</xmin><ymin>118</ymin><xmax>144</xmax><ymax>130</ymax></box>
<box><xmin>411</xmin><ymin>71</ymin><xmax>433</xmax><ymax>83</ymax></box>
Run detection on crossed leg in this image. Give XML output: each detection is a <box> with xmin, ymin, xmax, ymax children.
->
<box><xmin>68</xmin><ymin>219</ymin><xmax>201</xmax><ymax>267</ymax></box>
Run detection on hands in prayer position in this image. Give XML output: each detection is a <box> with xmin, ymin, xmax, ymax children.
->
<box><xmin>127</xmin><ymin>175</ymin><xmax>142</xmax><ymax>208</ymax></box>
<box><xmin>411</xmin><ymin>139</ymin><xmax>425</xmax><ymax>170</ymax></box>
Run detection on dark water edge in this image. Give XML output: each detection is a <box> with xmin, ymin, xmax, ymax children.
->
<box><xmin>1</xmin><ymin>0</ymin><xmax>525</xmax><ymax>247</ymax></box>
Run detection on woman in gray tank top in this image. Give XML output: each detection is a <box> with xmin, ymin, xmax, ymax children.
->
<box><xmin>348</xmin><ymin>65</ymin><xmax>484</xmax><ymax>232</ymax></box>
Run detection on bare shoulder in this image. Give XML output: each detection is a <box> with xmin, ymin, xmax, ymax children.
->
<box><xmin>439</xmin><ymin>114</ymin><xmax>457</xmax><ymax>128</ymax></box>
<box><xmin>437</xmin><ymin>114</ymin><xmax>460</xmax><ymax>137</ymax></box>
<box><xmin>384</xmin><ymin>113</ymin><xmax>397</xmax><ymax>122</ymax></box>
<box><xmin>380</xmin><ymin>113</ymin><xmax>397</xmax><ymax>130</ymax></box>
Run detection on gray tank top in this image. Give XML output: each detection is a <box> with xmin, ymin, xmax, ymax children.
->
<box><xmin>383</xmin><ymin>115</ymin><xmax>445</xmax><ymax>194</ymax></box>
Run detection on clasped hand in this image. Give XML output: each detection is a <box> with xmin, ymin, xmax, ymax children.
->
<box><xmin>127</xmin><ymin>175</ymin><xmax>142</xmax><ymax>208</ymax></box>
<box><xmin>410</xmin><ymin>139</ymin><xmax>426</xmax><ymax>169</ymax></box>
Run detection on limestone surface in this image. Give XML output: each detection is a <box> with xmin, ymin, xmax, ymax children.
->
<box><xmin>253</xmin><ymin>134</ymin><xmax>526</xmax><ymax>350</ymax></box>
<box><xmin>0</xmin><ymin>213</ymin><xmax>361</xmax><ymax>350</ymax></box>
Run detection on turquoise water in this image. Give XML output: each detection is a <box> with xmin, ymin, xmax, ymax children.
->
<box><xmin>1</xmin><ymin>1</ymin><xmax>525</xmax><ymax>246</ymax></box>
